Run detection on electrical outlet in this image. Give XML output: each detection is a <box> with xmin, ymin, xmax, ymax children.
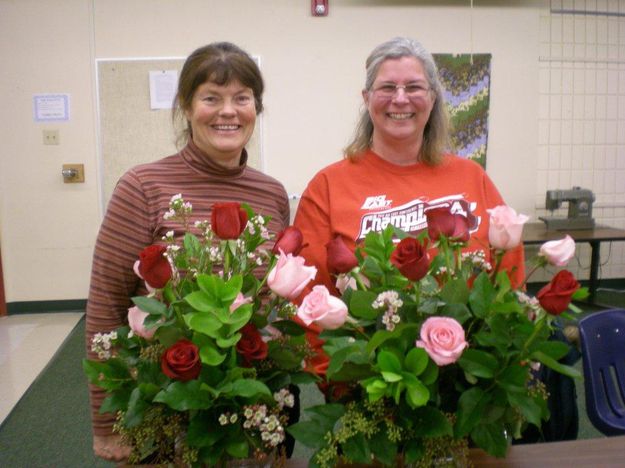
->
<box><xmin>43</xmin><ymin>129</ymin><xmax>59</xmax><ymax>145</ymax></box>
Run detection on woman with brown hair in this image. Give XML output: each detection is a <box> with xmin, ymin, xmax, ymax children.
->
<box><xmin>86</xmin><ymin>42</ymin><xmax>290</xmax><ymax>462</ymax></box>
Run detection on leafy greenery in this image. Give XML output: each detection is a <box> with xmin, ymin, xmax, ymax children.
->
<box><xmin>289</xmin><ymin>224</ymin><xmax>582</xmax><ymax>467</ymax></box>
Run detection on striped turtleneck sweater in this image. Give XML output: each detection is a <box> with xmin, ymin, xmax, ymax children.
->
<box><xmin>85</xmin><ymin>140</ymin><xmax>289</xmax><ymax>436</ymax></box>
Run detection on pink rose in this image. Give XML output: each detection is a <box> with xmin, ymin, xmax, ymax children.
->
<box><xmin>297</xmin><ymin>285</ymin><xmax>348</xmax><ymax>330</ymax></box>
<box><xmin>128</xmin><ymin>306</ymin><xmax>157</xmax><ymax>340</ymax></box>
<box><xmin>230</xmin><ymin>292</ymin><xmax>252</xmax><ymax>312</ymax></box>
<box><xmin>416</xmin><ymin>316</ymin><xmax>468</xmax><ymax>366</ymax></box>
<box><xmin>335</xmin><ymin>273</ymin><xmax>370</xmax><ymax>294</ymax></box>
<box><xmin>487</xmin><ymin>205</ymin><xmax>529</xmax><ymax>250</ymax></box>
<box><xmin>267</xmin><ymin>252</ymin><xmax>317</xmax><ymax>299</ymax></box>
<box><xmin>539</xmin><ymin>235</ymin><xmax>576</xmax><ymax>266</ymax></box>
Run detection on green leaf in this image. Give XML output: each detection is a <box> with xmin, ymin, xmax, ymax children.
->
<box><xmin>531</xmin><ymin>351</ymin><xmax>582</xmax><ymax>378</ymax></box>
<box><xmin>440</xmin><ymin>303</ymin><xmax>472</xmax><ymax>324</ymax></box>
<box><xmin>404</xmin><ymin>376</ymin><xmax>429</xmax><ymax>408</ymax></box>
<box><xmin>381</xmin><ymin>371</ymin><xmax>403</xmax><ymax>382</ymax></box>
<box><xmin>404</xmin><ymin>347</ymin><xmax>428</xmax><ymax>376</ymax></box>
<box><xmin>572</xmin><ymin>286</ymin><xmax>589</xmax><ymax>300</ymax></box>
<box><xmin>459</xmin><ymin>349</ymin><xmax>499</xmax><ymax>379</ymax></box>
<box><xmin>440</xmin><ymin>278</ymin><xmax>470</xmax><ymax>304</ymax></box>
<box><xmin>496</xmin><ymin>364</ymin><xmax>529</xmax><ymax>392</ymax></box>
<box><xmin>456</xmin><ymin>387</ymin><xmax>491</xmax><ymax>436</ymax></box>
<box><xmin>366</xmin><ymin>323</ymin><xmax>419</xmax><ymax>354</ymax></box>
<box><xmin>468</xmin><ymin>272</ymin><xmax>495</xmax><ymax>318</ymax></box>
<box><xmin>470</xmin><ymin>422</ymin><xmax>508</xmax><ymax>458</ymax></box>
<box><xmin>270</xmin><ymin>319</ymin><xmax>306</xmax><ymax>336</ymax></box>
<box><xmin>507</xmin><ymin>391</ymin><xmax>542</xmax><ymax>427</ymax></box>
<box><xmin>342</xmin><ymin>433</ymin><xmax>370</xmax><ymax>463</ymax></box>
<box><xmin>408</xmin><ymin>406</ymin><xmax>453</xmax><ymax>437</ymax></box>
<box><xmin>185</xmin><ymin>290</ymin><xmax>219</xmax><ymax>313</ymax></box>
<box><xmin>153</xmin><ymin>380</ymin><xmax>212</xmax><ymax>411</ymax></box>
<box><xmin>370</xmin><ymin>428</ymin><xmax>397</xmax><ymax>466</ymax></box>
<box><xmin>419</xmin><ymin>359</ymin><xmax>439</xmax><ymax>385</ymax></box>
<box><xmin>99</xmin><ymin>390</ymin><xmax>132</xmax><ymax>414</ymax></box>
<box><xmin>377</xmin><ymin>350</ymin><xmax>402</xmax><ymax>373</ymax></box>
<box><xmin>288</xmin><ymin>404</ymin><xmax>345</xmax><ymax>449</ymax></box>
<box><xmin>228</xmin><ymin>379</ymin><xmax>271</xmax><ymax>398</ymax></box>
<box><xmin>82</xmin><ymin>358</ymin><xmax>131</xmax><ymax>390</ymax></box>
<box><xmin>183</xmin><ymin>232</ymin><xmax>201</xmax><ymax>256</ymax></box>
<box><xmin>123</xmin><ymin>388</ymin><xmax>149</xmax><ymax>428</ymax></box>
<box><xmin>131</xmin><ymin>296</ymin><xmax>168</xmax><ymax>316</ymax></box>
<box><xmin>199</xmin><ymin>342</ymin><xmax>226</xmax><ymax>366</ymax></box>
<box><xmin>225</xmin><ymin>436</ymin><xmax>249</xmax><ymax>458</ymax></box>
<box><xmin>349</xmin><ymin>290</ymin><xmax>380</xmax><ymax>320</ymax></box>
<box><xmin>187</xmin><ymin>412</ymin><xmax>223</xmax><ymax>447</ymax></box>
<box><xmin>188</xmin><ymin>312</ymin><xmax>223</xmax><ymax>336</ymax></box>
<box><xmin>216</xmin><ymin>332</ymin><xmax>241</xmax><ymax>348</ymax></box>
<box><xmin>535</xmin><ymin>340</ymin><xmax>571</xmax><ymax>361</ymax></box>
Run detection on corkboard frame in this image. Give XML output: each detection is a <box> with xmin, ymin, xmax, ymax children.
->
<box><xmin>95</xmin><ymin>56</ymin><xmax>263</xmax><ymax>213</ymax></box>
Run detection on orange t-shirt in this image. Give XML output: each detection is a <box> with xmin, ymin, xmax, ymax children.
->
<box><xmin>293</xmin><ymin>151</ymin><xmax>526</xmax><ymax>379</ymax></box>
<box><xmin>295</xmin><ymin>150</ymin><xmax>525</xmax><ymax>292</ymax></box>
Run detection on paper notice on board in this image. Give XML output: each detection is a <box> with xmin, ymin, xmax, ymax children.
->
<box><xmin>33</xmin><ymin>94</ymin><xmax>70</xmax><ymax>121</ymax></box>
<box><xmin>149</xmin><ymin>70</ymin><xmax>178</xmax><ymax>109</ymax></box>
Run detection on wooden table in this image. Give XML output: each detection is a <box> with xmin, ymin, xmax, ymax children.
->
<box><xmin>469</xmin><ymin>435</ymin><xmax>625</xmax><ymax>467</ymax></box>
<box><xmin>285</xmin><ymin>436</ymin><xmax>625</xmax><ymax>467</ymax></box>
<box><xmin>522</xmin><ymin>223</ymin><xmax>625</xmax><ymax>304</ymax></box>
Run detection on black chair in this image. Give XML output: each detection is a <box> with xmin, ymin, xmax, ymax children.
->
<box><xmin>579</xmin><ymin>308</ymin><xmax>625</xmax><ymax>436</ymax></box>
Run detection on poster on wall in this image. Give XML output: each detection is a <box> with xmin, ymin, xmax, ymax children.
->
<box><xmin>433</xmin><ymin>54</ymin><xmax>491</xmax><ymax>168</ymax></box>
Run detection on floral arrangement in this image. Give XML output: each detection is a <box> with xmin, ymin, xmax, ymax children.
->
<box><xmin>83</xmin><ymin>195</ymin><xmax>318</xmax><ymax>466</ymax></box>
<box><xmin>288</xmin><ymin>206</ymin><xmax>585</xmax><ymax>467</ymax></box>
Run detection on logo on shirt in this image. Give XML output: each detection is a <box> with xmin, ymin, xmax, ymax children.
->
<box><xmin>361</xmin><ymin>195</ymin><xmax>392</xmax><ymax>210</ymax></box>
<box><xmin>357</xmin><ymin>194</ymin><xmax>479</xmax><ymax>240</ymax></box>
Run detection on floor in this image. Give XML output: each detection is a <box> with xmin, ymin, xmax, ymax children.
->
<box><xmin>0</xmin><ymin>312</ymin><xmax>84</xmax><ymax>425</ymax></box>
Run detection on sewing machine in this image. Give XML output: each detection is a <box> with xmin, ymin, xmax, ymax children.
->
<box><xmin>538</xmin><ymin>187</ymin><xmax>596</xmax><ymax>230</ymax></box>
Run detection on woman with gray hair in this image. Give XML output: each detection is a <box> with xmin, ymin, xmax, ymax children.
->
<box><xmin>294</xmin><ymin>35</ymin><xmax>524</xmax><ymax>310</ymax></box>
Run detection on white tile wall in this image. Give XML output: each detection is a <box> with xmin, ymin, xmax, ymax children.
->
<box><xmin>535</xmin><ymin>0</ymin><xmax>625</xmax><ymax>282</ymax></box>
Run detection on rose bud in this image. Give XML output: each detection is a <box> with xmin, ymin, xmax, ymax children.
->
<box><xmin>297</xmin><ymin>285</ymin><xmax>348</xmax><ymax>330</ymax></box>
<box><xmin>267</xmin><ymin>252</ymin><xmax>317</xmax><ymax>299</ymax></box>
<box><xmin>236</xmin><ymin>323</ymin><xmax>269</xmax><ymax>366</ymax></box>
<box><xmin>537</xmin><ymin>269</ymin><xmax>580</xmax><ymax>315</ymax></box>
<box><xmin>486</xmin><ymin>205</ymin><xmax>529</xmax><ymax>250</ymax></box>
<box><xmin>128</xmin><ymin>306</ymin><xmax>157</xmax><ymax>340</ymax></box>
<box><xmin>426</xmin><ymin>207</ymin><xmax>470</xmax><ymax>242</ymax></box>
<box><xmin>326</xmin><ymin>236</ymin><xmax>358</xmax><ymax>274</ymax></box>
<box><xmin>416</xmin><ymin>316</ymin><xmax>468</xmax><ymax>366</ymax></box>
<box><xmin>272</xmin><ymin>226</ymin><xmax>305</xmax><ymax>255</ymax></box>
<box><xmin>390</xmin><ymin>237</ymin><xmax>430</xmax><ymax>282</ymax></box>
<box><xmin>211</xmin><ymin>202</ymin><xmax>248</xmax><ymax>239</ymax></box>
<box><xmin>539</xmin><ymin>235</ymin><xmax>576</xmax><ymax>267</ymax></box>
<box><xmin>137</xmin><ymin>244</ymin><xmax>171</xmax><ymax>289</ymax></box>
<box><xmin>230</xmin><ymin>292</ymin><xmax>252</xmax><ymax>312</ymax></box>
<box><xmin>161</xmin><ymin>339</ymin><xmax>202</xmax><ymax>381</ymax></box>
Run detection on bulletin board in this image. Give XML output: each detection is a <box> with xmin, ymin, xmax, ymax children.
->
<box><xmin>96</xmin><ymin>58</ymin><xmax>263</xmax><ymax>210</ymax></box>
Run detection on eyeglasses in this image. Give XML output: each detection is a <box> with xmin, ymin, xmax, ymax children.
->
<box><xmin>371</xmin><ymin>83</ymin><xmax>431</xmax><ymax>99</ymax></box>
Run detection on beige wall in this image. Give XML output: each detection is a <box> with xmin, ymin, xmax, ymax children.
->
<box><xmin>1</xmin><ymin>0</ymin><xmax>545</xmax><ymax>302</ymax></box>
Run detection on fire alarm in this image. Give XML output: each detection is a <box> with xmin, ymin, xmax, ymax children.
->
<box><xmin>312</xmin><ymin>0</ymin><xmax>328</xmax><ymax>16</ymax></box>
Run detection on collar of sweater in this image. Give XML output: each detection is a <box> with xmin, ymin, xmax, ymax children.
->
<box><xmin>181</xmin><ymin>139</ymin><xmax>248</xmax><ymax>177</ymax></box>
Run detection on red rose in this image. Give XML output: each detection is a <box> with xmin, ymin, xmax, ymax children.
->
<box><xmin>272</xmin><ymin>226</ymin><xmax>305</xmax><ymax>255</ymax></box>
<box><xmin>426</xmin><ymin>207</ymin><xmax>470</xmax><ymax>242</ymax></box>
<box><xmin>236</xmin><ymin>324</ymin><xmax>268</xmax><ymax>366</ymax></box>
<box><xmin>138</xmin><ymin>245</ymin><xmax>171</xmax><ymax>289</ymax></box>
<box><xmin>161</xmin><ymin>339</ymin><xmax>201</xmax><ymax>381</ymax></box>
<box><xmin>326</xmin><ymin>236</ymin><xmax>358</xmax><ymax>274</ymax></box>
<box><xmin>390</xmin><ymin>237</ymin><xmax>430</xmax><ymax>282</ymax></box>
<box><xmin>537</xmin><ymin>270</ymin><xmax>580</xmax><ymax>315</ymax></box>
<box><xmin>211</xmin><ymin>202</ymin><xmax>248</xmax><ymax>239</ymax></box>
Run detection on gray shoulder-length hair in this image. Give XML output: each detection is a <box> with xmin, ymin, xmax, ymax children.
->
<box><xmin>344</xmin><ymin>37</ymin><xmax>450</xmax><ymax>165</ymax></box>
